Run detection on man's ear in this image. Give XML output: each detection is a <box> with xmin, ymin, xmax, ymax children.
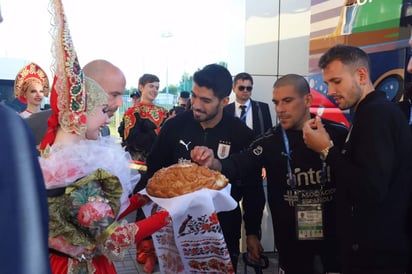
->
<box><xmin>357</xmin><ymin>66</ymin><xmax>369</xmax><ymax>85</ymax></box>
<box><xmin>221</xmin><ymin>96</ymin><xmax>230</xmax><ymax>106</ymax></box>
<box><xmin>305</xmin><ymin>92</ymin><xmax>313</xmax><ymax>108</ymax></box>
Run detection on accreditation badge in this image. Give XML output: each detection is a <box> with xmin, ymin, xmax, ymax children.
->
<box><xmin>295</xmin><ymin>203</ymin><xmax>324</xmax><ymax>240</ymax></box>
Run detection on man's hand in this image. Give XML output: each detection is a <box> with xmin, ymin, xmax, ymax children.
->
<box><xmin>261</xmin><ymin>167</ymin><xmax>267</xmax><ymax>180</ymax></box>
<box><xmin>246</xmin><ymin>234</ymin><xmax>264</xmax><ymax>263</ymax></box>
<box><xmin>302</xmin><ymin>116</ymin><xmax>332</xmax><ymax>153</ymax></box>
<box><xmin>190</xmin><ymin>146</ymin><xmax>222</xmax><ymax>171</ymax></box>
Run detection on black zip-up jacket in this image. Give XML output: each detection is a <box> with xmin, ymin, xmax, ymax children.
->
<box><xmin>146</xmin><ymin>110</ymin><xmax>265</xmax><ymax>239</ymax></box>
<box><xmin>327</xmin><ymin>91</ymin><xmax>412</xmax><ymax>270</ymax></box>
<box><xmin>220</xmin><ymin>116</ymin><xmax>348</xmax><ymax>272</ymax></box>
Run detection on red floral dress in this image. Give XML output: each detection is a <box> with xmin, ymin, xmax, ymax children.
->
<box><xmin>40</xmin><ymin>138</ymin><xmax>169</xmax><ymax>274</ymax></box>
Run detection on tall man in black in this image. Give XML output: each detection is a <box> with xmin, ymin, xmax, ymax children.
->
<box><xmin>146</xmin><ymin>64</ymin><xmax>265</xmax><ymax>272</ymax></box>
<box><xmin>303</xmin><ymin>45</ymin><xmax>412</xmax><ymax>273</ymax></box>
<box><xmin>225</xmin><ymin>72</ymin><xmax>273</xmax><ymax>256</ymax></box>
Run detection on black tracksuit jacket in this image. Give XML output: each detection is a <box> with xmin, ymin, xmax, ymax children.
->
<box><xmin>326</xmin><ymin>91</ymin><xmax>412</xmax><ymax>272</ymax></box>
<box><xmin>145</xmin><ymin>110</ymin><xmax>265</xmax><ymax>259</ymax></box>
<box><xmin>220</xmin><ymin>116</ymin><xmax>348</xmax><ymax>273</ymax></box>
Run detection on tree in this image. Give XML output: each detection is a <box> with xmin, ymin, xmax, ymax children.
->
<box><xmin>178</xmin><ymin>72</ymin><xmax>193</xmax><ymax>92</ymax></box>
<box><xmin>159</xmin><ymin>61</ymin><xmax>227</xmax><ymax>95</ymax></box>
<box><xmin>160</xmin><ymin>84</ymin><xmax>178</xmax><ymax>95</ymax></box>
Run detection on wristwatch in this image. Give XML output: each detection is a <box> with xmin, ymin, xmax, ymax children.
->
<box><xmin>319</xmin><ymin>140</ymin><xmax>334</xmax><ymax>161</ymax></box>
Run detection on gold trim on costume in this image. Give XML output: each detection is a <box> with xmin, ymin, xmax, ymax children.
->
<box><xmin>14</xmin><ymin>62</ymin><xmax>50</xmax><ymax>97</ymax></box>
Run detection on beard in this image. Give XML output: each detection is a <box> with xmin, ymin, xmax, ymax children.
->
<box><xmin>192</xmin><ymin>107</ymin><xmax>219</xmax><ymax>123</ymax></box>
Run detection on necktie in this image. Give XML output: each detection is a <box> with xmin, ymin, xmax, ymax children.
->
<box><xmin>240</xmin><ymin>105</ymin><xmax>247</xmax><ymax>123</ymax></box>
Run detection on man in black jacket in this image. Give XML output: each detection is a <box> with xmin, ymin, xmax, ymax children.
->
<box><xmin>225</xmin><ymin>72</ymin><xmax>273</xmax><ymax>258</ymax></box>
<box><xmin>225</xmin><ymin>72</ymin><xmax>272</xmax><ymax>137</ymax></box>
<box><xmin>303</xmin><ymin>44</ymin><xmax>412</xmax><ymax>274</ymax></box>
<box><xmin>146</xmin><ymin>64</ymin><xmax>265</xmax><ymax>272</ymax></box>
<box><xmin>192</xmin><ymin>74</ymin><xmax>348</xmax><ymax>274</ymax></box>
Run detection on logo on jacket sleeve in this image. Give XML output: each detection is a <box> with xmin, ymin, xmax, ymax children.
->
<box><xmin>217</xmin><ymin>141</ymin><xmax>231</xmax><ymax>159</ymax></box>
<box><xmin>253</xmin><ymin>145</ymin><xmax>263</xmax><ymax>155</ymax></box>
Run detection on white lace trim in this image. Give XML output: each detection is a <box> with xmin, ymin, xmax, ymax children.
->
<box><xmin>40</xmin><ymin>136</ymin><xmax>140</xmax><ymax>214</ymax></box>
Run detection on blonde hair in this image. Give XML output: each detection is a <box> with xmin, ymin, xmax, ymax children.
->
<box><xmin>20</xmin><ymin>78</ymin><xmax>43</xmax><ymax>97</ymax></box>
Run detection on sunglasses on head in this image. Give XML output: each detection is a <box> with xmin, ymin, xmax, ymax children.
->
<box><xmin>238</xmin><ymin>85</ymin><xmax>252</xmax><ymax>92</ymax></box>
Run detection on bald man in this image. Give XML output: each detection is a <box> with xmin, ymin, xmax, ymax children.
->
<box><xmin>26</xmin><ymin>59</ymin><xmax>126</xmax><ymax>144</ymax></box>
<box><xmin>83</xmin><ymin>59</ymin><xmax>126</xmax><ymax>118</ymax></box>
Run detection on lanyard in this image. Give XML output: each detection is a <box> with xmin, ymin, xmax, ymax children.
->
<box><xmin>409</xmin><ymin>99</ymin><xmax>412</xmax><ymax>125</ymax></box>
<box><xmin>281</xmin><ymin>127</ymin><xmax>328</xmax><ymax>189</ymax></box>
<box><xmin>320</xmin><ymin>161</ymin><xmax>327</xmax><ymax>188</ymax></box>
<box><xmin>281</xmin><ymin>127</ymin><xmax>296</xmax><ymax>188</ymax></box>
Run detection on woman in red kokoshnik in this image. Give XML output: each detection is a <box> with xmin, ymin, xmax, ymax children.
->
<box><xmin>39</xmin><ymin>1</ymin><xmax>170</xmax><ymax>273</ymax></box>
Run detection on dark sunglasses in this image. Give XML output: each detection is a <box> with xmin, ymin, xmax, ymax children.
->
<box><xmin>238</xmin><ymin>85</ymin><xmax>252</xmax><ymax>92</ymax></box>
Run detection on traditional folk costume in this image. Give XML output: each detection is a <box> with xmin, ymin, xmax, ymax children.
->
<box><xmin>14</xmin><ymin>62</ymin><xmax>49</xmax><ymax>117</ymax></box>
<box><xmin>120</xmin><ymin>102</ymin><xmax>168</xmax><ymax>165</ymax></box>
<box><xmin>118</xmin><ymin>102</ymin><xmax>168</xmax><ymax>272</ymax></box>
<box><xmin>39</xmin><ymin>1</ymin><xmax>169</xmax><ymax>273</ymax></box>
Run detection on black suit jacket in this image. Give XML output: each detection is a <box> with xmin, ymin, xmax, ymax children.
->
<box><xmin>225</xmin><ymin>99</ymin><xmax>272</xmax><ymax>137</ymax></box>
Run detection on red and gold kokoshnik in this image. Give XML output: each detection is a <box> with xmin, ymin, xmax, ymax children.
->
<box><xmin>14</xmin><ymin>62</ymin><xmax>50</xmax><ymax>98</ymax></box>
<box><xmin>39</xmin><ymin>0</ymin><xmax>86</xmax><ymax>150</ymax></box>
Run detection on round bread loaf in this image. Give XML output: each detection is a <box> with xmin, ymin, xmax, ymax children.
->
<box><xmin>146</xmin><ymin>162</ymin><xmax>229</xmax><ymax>198</ymax></box>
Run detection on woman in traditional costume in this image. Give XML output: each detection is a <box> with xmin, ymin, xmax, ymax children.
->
<box><xmin>38</xmin><ymin>1</ymin><xmax>169</xmax><ymax>273</ymax></box>
<box><xmin>14</xmin><ymin>62</ymin><xmax>49</xmax><ymax>118</ymax></box>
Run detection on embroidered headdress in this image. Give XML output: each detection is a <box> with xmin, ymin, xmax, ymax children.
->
<box><xmin>14</xmin><ymin>62</ymin><xmax>50</xmax><ymax>101</ymax></box>
<box><xmin>40</xmin><ymin>0</ymin><xmax>107</xmax><ymax>150</ymax></box>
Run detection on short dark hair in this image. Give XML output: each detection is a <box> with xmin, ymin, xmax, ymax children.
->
<box><xmin>193</xmin><ymin>64</ymin><xmax>232</xmax><ymax>99</ymax></box>
<box><xmin>130</xmin><ymin>91</ymin><xmax>141</xmax><ymax>98</ymax></box>
<box><xmin>319</xmin><ymin>44</ymin><xmax>371</xmax><ymax>73</ymax></box>
<box><xmin>233</xmin><ymin>72</ymin><xmax>253</xmax><ymax>85</ymax></box>
<box><xmin>138</xmin><ymin>74</ymin><xmax>160</xmax><ymax>86</ymax></box>
<box><xmin>180</xmin><ymin>91</ymin><xmax>190</xmax><ymax>99</ymax></box>
<box><xmin>273</xmin><ymin>74</ymin><xmax>310</xmax><ymax>97</ymax></box>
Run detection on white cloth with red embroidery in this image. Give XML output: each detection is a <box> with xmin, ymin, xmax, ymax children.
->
<box><xmin>142</xmin><ymin>185</ymin><xmax>237</xmax><ymax>273</ymax></box>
